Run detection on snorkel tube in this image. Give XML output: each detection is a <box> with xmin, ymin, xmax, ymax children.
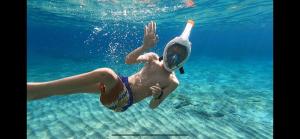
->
<box><xmin>162</xmin><ymin>20</ymin><xmax>195</xmax><ymax>73</ymax></box>
<box><xmin>180</xmin><ymin>20</ymin><xmax>194</xmax><ymax>41</ymax></box>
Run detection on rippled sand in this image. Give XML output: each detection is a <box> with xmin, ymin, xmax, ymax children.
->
<box><xmin>27</xmin><ymin>57</ymin><xmax>273</xmax><ymax>139</ymax></box>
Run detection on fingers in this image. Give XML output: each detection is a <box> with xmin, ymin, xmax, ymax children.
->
<box><xmin>147</xmin><ymin>21</ymin><xmax>156</xmax><ymax>35</ymax></box>
<box><xmin>151</xmin><ymin>21</ymin><xmax>154</xmax><ymax>33</ymax></box>
<box><xmin>153</xmin><ymin>21</ymin><xmax>156</xmax><ymax>34</ymax></box>
<box><xmin>150</xmin><ymin>86</ymin><xmax>161</xmax><ymax>92</ymax></box>
<box><xmin>145</xmin><ymin>21</ymin><xmax>157</xmax><ymax>40</ymax></box>
<box><xmin>156</xmin><ymin>82</ymin><xmax>160</xmax><ymax>87</ymax></box>
<box><xmin>148</xmin><ymin>22</ymin><xmax>152</xmax><ymax>33</ymax></box>
<box><xmin>151</xmin><ymin>85</ymin><xmax>161</xmax><ymax>90</ymax></box>
<box><xmin>150</xmin><ymin>83</ymin><xmax>161</xmax><ymax>90</ymax></box>
<box><xmin>144</xmin><ymin>25</ymin><xmax>148</xmax><ymax>36</ymax></box>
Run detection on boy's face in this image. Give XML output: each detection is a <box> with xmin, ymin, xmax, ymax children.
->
<box><xmin>165</xmin><ymin>43</ymin><xmax>188</xmax><ymax>70</ymax></box>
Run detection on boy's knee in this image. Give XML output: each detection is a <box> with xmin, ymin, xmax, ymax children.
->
<box><xmin>92</xmin><ymin>68</ymin><xmax>117</xmax><ymax>80</ymax></box>
<box><xmin>94</xmin><ymin>67</ymin><xmax>113</xmax><ymax>73</ymax></box>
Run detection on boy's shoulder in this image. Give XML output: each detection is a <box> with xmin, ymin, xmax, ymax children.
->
<box><xmin>169</xmin><ymin>73</ymin><xmax>179</xmax><ymax>85</ymax></box>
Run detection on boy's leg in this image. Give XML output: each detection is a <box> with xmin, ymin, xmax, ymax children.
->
<box><xmin>27</xmin><ymin>68</ymin><xmax>119</xmax><ymax>100</ymax></box>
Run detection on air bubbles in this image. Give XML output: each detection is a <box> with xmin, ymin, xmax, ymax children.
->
<box><xmin>123</xmin><ymin>10</ymin><xmax>127</xmax><ymax>16</ymax></box>
<box><xmin>94</xmin><ymin>27</ymin><xmax>102</xmax><ymax>32</ymax></box>
<box><xmin>84</xmin><ymin>26</ymin><xmax>103</xmax><ymax>46</ymax></box>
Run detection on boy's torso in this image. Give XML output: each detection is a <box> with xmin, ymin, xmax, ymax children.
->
<box><xmin>128</xmin><ymin>60</ymin><xmax>177</xmax><ymax>103</ymax></box>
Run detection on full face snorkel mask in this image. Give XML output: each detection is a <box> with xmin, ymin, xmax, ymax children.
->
<box><xmin>162</xmin><ymin>20</ymin><xmax>194</xmax><ymax>73</ymax></box>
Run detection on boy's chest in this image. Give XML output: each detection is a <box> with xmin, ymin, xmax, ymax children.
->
<box><xmin>141</xmin><ymin>61</ymin><xmax>172</xmax><ymax>86</ymax></box>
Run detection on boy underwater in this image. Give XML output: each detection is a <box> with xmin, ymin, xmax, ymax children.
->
<box><xmin>27</xmin><ymin>20</ymin><xmax>194</xmax><ymax>112</ymax></box>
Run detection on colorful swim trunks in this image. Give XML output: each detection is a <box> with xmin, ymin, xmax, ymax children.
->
<box><xmin>99</xmin><ymin>75</ymin><xmax>133</xmax><ymax>112</ymax></box>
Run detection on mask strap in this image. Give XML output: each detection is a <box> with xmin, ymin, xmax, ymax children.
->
<box><xmin>179</xmin><ymin>67</ymin><xmax>184</xmax><ymax>74</ymax></box>
<box><xmin>159</xmin><ymin>56</ymin><xmax>163</xmax><ymax>61</ymax></box>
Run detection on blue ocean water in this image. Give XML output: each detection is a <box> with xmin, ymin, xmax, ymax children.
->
<box><xmin>27</xmin><ymin>0</ymin><xmax>273</xmax><ymax>138</ymax></box>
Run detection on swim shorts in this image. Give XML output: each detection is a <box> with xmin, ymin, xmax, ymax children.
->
<box><xmin>99</xmin><ymin>74</ymin><xmax>133</xmax><ymax>112</ymax></box>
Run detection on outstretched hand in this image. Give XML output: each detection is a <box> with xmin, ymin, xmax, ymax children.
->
<box><xmin>143</xmin><ymin>21</ymin><xmax>159</xmax><ymax>49</ymax></box>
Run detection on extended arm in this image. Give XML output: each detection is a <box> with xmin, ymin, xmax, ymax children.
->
<box><xmin>125</xmin><ymin>21</ymin><xmax>158</xmax><ymax>64</ymax></box>
<box><xmin>125</xmin><ymin>45</ymin><xmax>149</xmax><ymax>64</ymax></box>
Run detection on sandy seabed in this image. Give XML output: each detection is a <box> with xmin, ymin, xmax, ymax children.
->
<box><xmin>27</xmin><ymin>57</ymin><xmax>273</xmax><ymax>139</ymax></box>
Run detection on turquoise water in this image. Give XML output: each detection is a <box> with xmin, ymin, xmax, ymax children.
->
<box><xmin>27</xmin><ymin>0</ymin><xmax>273</xmax><ymax>138</ymax></box>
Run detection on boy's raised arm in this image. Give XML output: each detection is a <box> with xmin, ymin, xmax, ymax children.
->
<box><xmin>125</xmin><ymin>45</ymin><xmax>149</xmax><ymax>64</ymax></box>
<box><xmin>125</xmin><ymin>21</ymin><xmax>159</xmax><ymax>64</ymax></box>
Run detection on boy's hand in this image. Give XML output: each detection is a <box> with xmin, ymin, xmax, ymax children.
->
<box><xmin>143</xmin><ymin>21</ymin><xmax>159</xmax><ymax>49</ymax></box>
<box><xmin>150</xmin><ymin>83</ymin><xmax>162</xmax><ymax>99</ymax></box>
